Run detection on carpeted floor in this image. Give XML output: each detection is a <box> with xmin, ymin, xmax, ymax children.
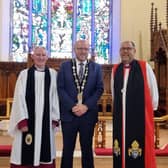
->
<box><xmin>0</xmin><ymin>121</ymin><xmax>168</xmax><ymax>168</ymax></box>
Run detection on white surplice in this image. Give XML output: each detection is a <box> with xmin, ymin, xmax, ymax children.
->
<box><xmin>111</xmin><ymin>62</ymin><xmax>159</xmax><ymax>110</ymax></box>
<box><xmin>8</xmin><ymin>68</ymin><xmax>60</xmax><ymax>166</ymax></box>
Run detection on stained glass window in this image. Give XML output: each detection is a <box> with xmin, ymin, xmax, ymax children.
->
<box><xmin>10</xmin><ymin>0</ymin><xmax>113</xmax><ymax>63</ymax></box>
<box><xmin>95</xmin><ymin>0</ymin><xmax>110</xmax><ymax>63</ymax></box>
<box><xmin>51</xmin><ymin>0</ymin><xmax>73</xmax><ymax>58</ymax></box>
<box><xmin>11</xmin><ymin>0</ymin><xmax>29</xmax><ymax>61</ymax></box>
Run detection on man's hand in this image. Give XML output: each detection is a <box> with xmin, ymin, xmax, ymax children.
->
<box><xmin>20</xmin><ymin>126</ymin><xmax>28</xmax><ymax>132</ymax></box>
<box><xmin>72</xmin><ymin>104</ymin><xmax>88</xmax><ymax>116</ymax></box>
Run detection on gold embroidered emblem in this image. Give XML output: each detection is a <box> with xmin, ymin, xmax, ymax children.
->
<box><xmin>113</xmin><ymin>139</ymin><xmax>120</xmax><ymax>156</ymax></box>
<box><xmin>25</xmin><ymin>133</ymin><xmax>32</xmax><ymax>145</ymax></box>
<box><xmin>128</xmin><ymin>140</ymin><xmax>142</xmax><ymax>159</ymax></box>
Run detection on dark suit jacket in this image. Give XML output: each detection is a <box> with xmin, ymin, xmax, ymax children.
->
<box><xmin>57</xmin><ymin>59</ymin><xmax>104</xmax><ymax>123</ymax></box>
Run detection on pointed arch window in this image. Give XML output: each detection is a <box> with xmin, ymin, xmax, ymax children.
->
<box><xmin>10</xmin><ymin>0</ymin><xmax>113</xmax><ymax>63</ymax></box>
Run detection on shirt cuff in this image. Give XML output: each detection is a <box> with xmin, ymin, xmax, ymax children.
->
<box><xmin>52</xmin><ymin>120</ymin><xmax>60</xmax><ymax>127</ymax></box>
<box><xmin>17</xmin><ymin>119</ymin><xmax>28</xmax><ymax>130</ymax></box>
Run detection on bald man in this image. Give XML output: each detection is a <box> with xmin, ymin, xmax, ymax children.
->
<box><xmin>57</xmin><ymin>40</ymin><xmax>104</xmax><ymax>168</ymax></box>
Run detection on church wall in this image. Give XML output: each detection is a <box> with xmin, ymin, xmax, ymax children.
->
<box><xmin>0</xmin><ymin>0</ymin><xmax>166</xmax><ymax>62</ymax></box>
<box><xmin>0</xmin><ymin>0</ymin><xmax>10</xmax><ymax>61</ymax></box>
<box><xmin>0</xmin><ymin>59</ymin><xmax>112</xmax><ymax>99</ymax></box>
<box><xmin>121</xmin><ymin>0</ymin><xmax>166</xmax><ymax>61</ymax></box>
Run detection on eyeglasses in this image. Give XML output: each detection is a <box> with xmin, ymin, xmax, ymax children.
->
<box><xmin>76</xmin><ymin>48</ymin><xmax>89</xmax><ymax>51</ymax></box>
<box><xmin>120</xmin><ymin>47</ymin><xmax>134</xmax><ymax>51</ymax></box>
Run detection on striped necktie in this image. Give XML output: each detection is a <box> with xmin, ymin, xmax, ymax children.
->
<box><xmin>79</xmin><ymin>62</ymin><xmax>84</xmax><ymax>83</ymax></box>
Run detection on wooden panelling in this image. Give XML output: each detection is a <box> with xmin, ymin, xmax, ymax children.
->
<box><xmin>0</xmin><ymin>60</ymin><xmax>113</xmax><ymax>117</ymax></box>
<box><xmin>150</xmin><ymin>2</ymin><xmax>168</xmax><ymax>115</ymax></box>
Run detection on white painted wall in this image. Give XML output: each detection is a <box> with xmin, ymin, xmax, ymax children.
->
<box><xmin>0</xmin><ymin>0</ymin><xmax>10</xmax><ymax>61</ymax></box>
<box><xmin>111</xmin><ymin>0</ymin><xmax>121</xmax><ymax>64</ymax></box>
<box><xmin>120</xmin><ymin>0</ymin><xmax>166</xmax><ymax>61</ymax></box>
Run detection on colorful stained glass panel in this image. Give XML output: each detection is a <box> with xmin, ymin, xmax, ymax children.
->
<box><xmin>50</xmin><ymin>0</ymin><xmax>73</xmax><ymax>58</ymax></box>
<box><xmin>10</xmin><ymin>0</ymin><xmax>112</xmax><ymax>63</ymax></box>
<box><xmin>11</xmin><ymin>0</ymin><xmax>29</xmax><ymax>61</ymax></box>
<box><xmin>95</xmin><ymin>0</ymin><xmax>110</xmax><ymax>63</ymax></box>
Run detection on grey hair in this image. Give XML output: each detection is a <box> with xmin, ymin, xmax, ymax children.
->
<box><xmin>121</xmin><ymin>41</ymin><xmax>136</xmax><ymax>48</ymax></box>
<box><xmin>32</xmin><ymin>46</ymin><xmax>48</xmax><ymax>55</ymax></box>
<box><xmin>130</xmin><ymin>41</ymin><xmax>135</xmax><ymax>48</ymax></box>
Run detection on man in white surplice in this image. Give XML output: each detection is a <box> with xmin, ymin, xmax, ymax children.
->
<box><xmin>8</xmin><ymin>47</ymin><xmax>60</xmax><ymax>168</ymax></box>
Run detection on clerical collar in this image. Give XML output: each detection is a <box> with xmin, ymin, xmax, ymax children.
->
<box><xmin>34</xmin><ymin>66</ymin><xmax>45</xmax><ymax>72</ymax></box>
<box><xmin>124</xmin><ymin>64</ymin><xmax>131</xmax><ymax>68</ymax></box>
